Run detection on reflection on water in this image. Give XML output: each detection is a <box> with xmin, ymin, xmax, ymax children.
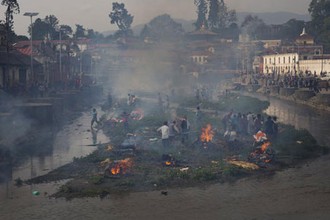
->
<box><xmin>263</xmin><ymin>96</ymin><xmax>330</xmax><ymax>147</ymax></box>
<box><xmin>0</xmin><ymin>110</ymin><xmax>109</xmax><ymax>198</ymax></box>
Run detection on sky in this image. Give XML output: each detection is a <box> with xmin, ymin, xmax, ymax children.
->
<box><xmin>1</xmin><ymin>0</ymin><xmax>312</xmax><ymax>36</ymax></box>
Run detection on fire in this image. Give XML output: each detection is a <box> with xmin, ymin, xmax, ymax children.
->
<box><xmin>261</xmin><ymin>141</ymin><xmax>271</xmax><ymax>152</ymax></box>
<box><xmin>200</xmin><ymin>124</ymin><xmax>214</xmax><ymax>142</ymax></box>
<box><xmin>165</xmin><ymin>161</ymin><xmax>172</xmax><ymax>166</ymax></box>
<box><xmin>111</xmin><ymin>165</ymin><xmax>121</xmax><ymax>175</ymax></box>
<box><xmin>109</xmin><ymin>158</ymin><xmax>133</xmax><ymax>175</ymax></box>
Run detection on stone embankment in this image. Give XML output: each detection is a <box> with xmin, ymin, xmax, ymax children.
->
<box><xmin>242</xmin><ymin>84</ymin><xmax>330</xmax><ymax>112</ymax></box>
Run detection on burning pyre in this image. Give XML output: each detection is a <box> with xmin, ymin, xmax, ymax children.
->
<box><xmin>200</xmin><ymin>124</ymin><xmax>214</xmax><ymax>143</ymax></box>
<box><xmin>103</xmin><ymin>158</ymin><xmax>133</xmax><ymax>177</ymax></box>
<box><xmin>162</xmin><ymin>154</ymin><xmax>176</xmax><ymax>167</ymax></box>
<box><xmin>248</xmin><ymin>131</ymin><xmax>275</xmax><ymax>167</ymax></box>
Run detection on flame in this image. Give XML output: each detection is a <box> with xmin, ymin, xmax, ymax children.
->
<box><xmin>110</xmin><ymin>158</ymin><xmax>133</xmax><ymax>175</ymax></box>
<box><xmin>261</xmin><ymin>141</ymin><xmax>271</xmax><ymax>152</ymax></box>
<box><xmin>200</xmin><ymin>124</ymin><xmax>214</xmax><ymax>142</ymax></box>
<box><xmin>165</xmin><ymin>161</ymin><xmax>172</xmax><ymax>166</ymax></box>
<box><xmin>111</xmin><ymin>165</ymin><xmax>121</xmax><ymax>175</ymax></box>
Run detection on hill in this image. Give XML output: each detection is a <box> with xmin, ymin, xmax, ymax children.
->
<box><xmin>103</xmin><ymin>11</ymin><xmax>310</xmax><ymax>36</ymax></box>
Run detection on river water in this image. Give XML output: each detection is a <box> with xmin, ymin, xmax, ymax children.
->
<box><xmin>0</xmin><ymin>98</ymin><xmax>330</xmax><ymax>220</ymax></box>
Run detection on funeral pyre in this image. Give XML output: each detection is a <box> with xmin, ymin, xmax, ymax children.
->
<box><xmin>194</xmin><ymin>124</ymin><xmax>216</xmax><ymax>148</ymax></box>
<box><xmin>162</xmin><ymin>154</ymin><xmax>177</xmax><ymax>167</ymax></box>
<box><xmin>248</xmin><ymin>131</ymin><xmax>275</xmax><ymax>167</ymax></box>
<box><xmin>225</xmin><ymin>131</ymin><xmax>276</xmax><ymax>170</ymax></box>
<box><xmin>102</xmin><ymin>158</ymin><xmax>133</xmax><ymax>177</ymax></box>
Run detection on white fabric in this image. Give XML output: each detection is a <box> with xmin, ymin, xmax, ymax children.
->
<box><xmin>157</xmin><ymin>125</ymin><xmax>169</xmax><ymax>139</ymax></box>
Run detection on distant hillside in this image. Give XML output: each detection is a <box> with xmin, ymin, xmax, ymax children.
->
<box><xmin>237</xmin><ymin>11</ymin><xmax>310</xmax><ymax>25</ymax></box>
<box><xmin>103</xmin><ymin>11</ymin><xmax>311</xmax><ymax>36</ymax></box>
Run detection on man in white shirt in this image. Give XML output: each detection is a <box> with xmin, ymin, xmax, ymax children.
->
<box><xmin>157</xmin><ymin>121</ymin><xmax>169</xmax><ymax>148</ymax></box>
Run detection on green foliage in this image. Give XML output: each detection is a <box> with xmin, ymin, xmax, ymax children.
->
<box><xmin>109</xmin><ymin>2</ymin><xmax>134</xmax><ymax>37</ymax></box>
<box><xmin>89</xmin><ymin>175</ymin><xmax>104</xmax><ymax>185</ymax></box>
<box><xmin>140</xmin><ymin>14</ymin><xmax>184</xmax><ymax>41</ymax></box>
<box><xmin>194</xmin><ymin>0</ymin><xmax>208</xmax><ymax>30</ymax></box>
<box><xmin>309</xmin><ymin>0</ymin><xmax>330</xmax><ymax>51</ymax></box>
<box><xmin>222</xmin><ymin>165</ymin><xmax>241</xmax><ymax>176</ymax></box>
<box><xmin>192</xmin><ymin>167</ymin><xmax>217</xmax><ymax>181</ymax></box>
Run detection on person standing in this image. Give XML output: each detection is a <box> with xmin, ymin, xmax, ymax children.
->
<box><xmin>180</xmin><ymin>116</ymin><xmax>190</xmax><ymax>144</ymax></box>
<box><xmin>169</xmin><ymin>120</ymin><xmax>179</xmax><ymax>143</ymax></box>
<box><xmin>264</xmin><ymin>116</ymin><xmax>274</xmax><ymax>139</ymax></box>
<box><xmin>157</xmin><ymin>121</ymin><xmax>170</xmax><ymax>149</ymax></box>
<box><xmin>91</xmin><ymin>108</ymin><xmax>99</xmax><ymax>127</ymax></box>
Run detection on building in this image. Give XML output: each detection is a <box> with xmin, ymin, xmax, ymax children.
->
<box><xmin>260</xmin><ymin>28</ymin><xmax>330</xmax><ymax>76</ymax></box>
<box><xmin>0</xmin><ymin>51</ymin><xmax>41</xmax><ymax>91</ymax></box>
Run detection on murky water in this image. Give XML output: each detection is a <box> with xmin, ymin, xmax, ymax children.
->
<box><xmin>0</xmin><ymin>98</ymin><xmax>330</xmax><ymax>220</ymax></box>
<box><xmin>264</xmin><ymin>96</ymin><xmax>330</xmax><ymax>147</ymax></box>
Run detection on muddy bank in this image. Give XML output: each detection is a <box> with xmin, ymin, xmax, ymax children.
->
<box><xmin>1</xmin><ymin>154</ymin><xmax>330</xmax><ymax>220</ymax></box>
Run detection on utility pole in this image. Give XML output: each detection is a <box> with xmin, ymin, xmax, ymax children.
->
<box><xmin>23</xmin><ymin>12</ymin><xmax>39</xmax><ymax>81</ymax></box>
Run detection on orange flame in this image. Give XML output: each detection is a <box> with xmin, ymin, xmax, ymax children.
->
<box><xmin>110</xmin><ymin>158</ymin><xmax>133</xmax><ymax>175</ymax></box>
<box><xmin>165</xmin><ymin>161</ymin><xmax>172</xmax><ymax>166</ymax></box>
<box><xmin>200</xmin><ymin>124</ymin><xmax>214</xmax><ymax>142</ymax></box>
<box><xmin>261</xmin><ymin>141</ymin><xmax>271</xmax><ymax>152</ymax></box>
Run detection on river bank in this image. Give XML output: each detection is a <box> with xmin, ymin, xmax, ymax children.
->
<box><xmin>238</xmin><ymin>82</ymin><xmax>330</xmax><ymax>112</ymax></box>
<box><xmin>1</xmin><ymin>88</ymin><xmax>330</xmax><ymax>219</ymax></box>
<box><xmin>22</xmin><ymin>93</ymin><xmax>327</xmax><ymax>201</ymax></box>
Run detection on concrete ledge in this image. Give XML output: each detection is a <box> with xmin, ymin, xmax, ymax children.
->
<box><xmin>246</xmin><ymin>84</ymin><xmax>261</xmax><ymax>92</ymax></box>
<box><xmin>270</xmin><ymin>86</ymin><xmax>280</xmax><ymax>95</ymax></box>
<box><xmin>279</xmin><ymin>88</ymin><xmax>296</xmax><ymax>97</ymax></box>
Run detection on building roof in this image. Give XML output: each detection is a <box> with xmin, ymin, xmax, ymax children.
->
<box><xmin>0</xmin><ymin>51</ymin><xmax>41</xmax><ymax>66</ymax></box>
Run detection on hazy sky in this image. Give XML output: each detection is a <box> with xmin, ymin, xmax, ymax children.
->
<box><xmin>2</xmin><ymin>0</ymin><xmax>312</xmax><ymax>36</ymax></box>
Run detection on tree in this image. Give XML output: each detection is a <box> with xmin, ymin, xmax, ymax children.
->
<box><xmin>208</xmin><ymin>0</ymin><xmax>219</xmax><ymax>30</ymax></box>
<box><xmin>30</xmin><ymin>18</ymin><xmax>49</xmax><ymax>40</ymax></box>
<box><xmin>241</xmin><ymin>15</ymin><xmax>267</xmax><ymax>40</ymax></box>
<box><xmin>45</xmin><ymin>15</ymin><xmax>59</xmax><ymax>39</ymax></box>
<box><xmin>308</xmin><ymin>0</ymin><xmax>330</xmax><ymax>51</ymax></box>
<box><xmin>29</xmin><ymin>15</ymin><xmax>61</xmax><ymax>40</ymax></box>
<box><xmin>309</xmin><ymin>0</ymin><xmax>330</xmax><ymax>30</ymax></box>
<box><xmin>194</xmin><ymin>0</ymin><xmax>208</xmax><ymax>30</ymax></box>
<box><xmin>140</xmin><ymin>14</ymin><xmax>184</xmax><ymax>41</ymax></box>
<box><xmin>214</xmin><ymin>0</ymin><xmax>236</xmax><ymax>32</ymax></box>
<box><xmin>279</xmin><ymin>19</ymin><xmax>306</xmax><ymax>41</ymax></box>
<box><xmin>140</xmin><ymin>24</ymin><xmax>151</xmax><ymax>40</ymax></box>
<box><xmin>74</xmin><ymin>24</ymin><xmax>86</xmax><ymax>38</ymax></box>
<box><xmin>109</xmin><ymin>2</ymin><xmax>133</xmax><ymax>37</ymax></box>
<box><xmin>1</xmin><ymin>0</ymin><xmax>19</xmax><ymax>50</ymax></box>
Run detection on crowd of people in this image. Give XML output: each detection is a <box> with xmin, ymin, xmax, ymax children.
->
<box><xmin>246</xmin><ymin>71</ymin><xmax>329</xmax><ymax>93</ymax></box>
<box><xmin>222</xmin><ymin>109</ymin><xmax>278</xmax><ymax>142</ymax></box>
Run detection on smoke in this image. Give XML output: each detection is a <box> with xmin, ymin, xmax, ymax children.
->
<box><xmin>101</xmin><ymin>46</ymin><xmax>178</xmax><ymax>99</ymax></box>
<box><xmin>0</xmin><ymin>94</ymin><xmax>34</xmax><ymax>148</ymax></box>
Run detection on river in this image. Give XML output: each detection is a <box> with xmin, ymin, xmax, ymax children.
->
<box><xmin>0</xmin><ymin>97</ymin><xmax>329</xmax><ymax>220</ymax></box>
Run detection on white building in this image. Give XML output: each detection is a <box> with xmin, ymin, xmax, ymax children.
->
<box><xmin>263</xmin><ymin>53</ymin><xmax>299</xmax><ymax>74</ymax></box>
<box><xmin>262</xmin><ymin>53</ymin><xmax>330</xmax><ymax>75</ymax></box>
<box><xmin>299</xmin><ymin>59</ymin><xmax>330</xmax><ymax>74</ymax></box>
